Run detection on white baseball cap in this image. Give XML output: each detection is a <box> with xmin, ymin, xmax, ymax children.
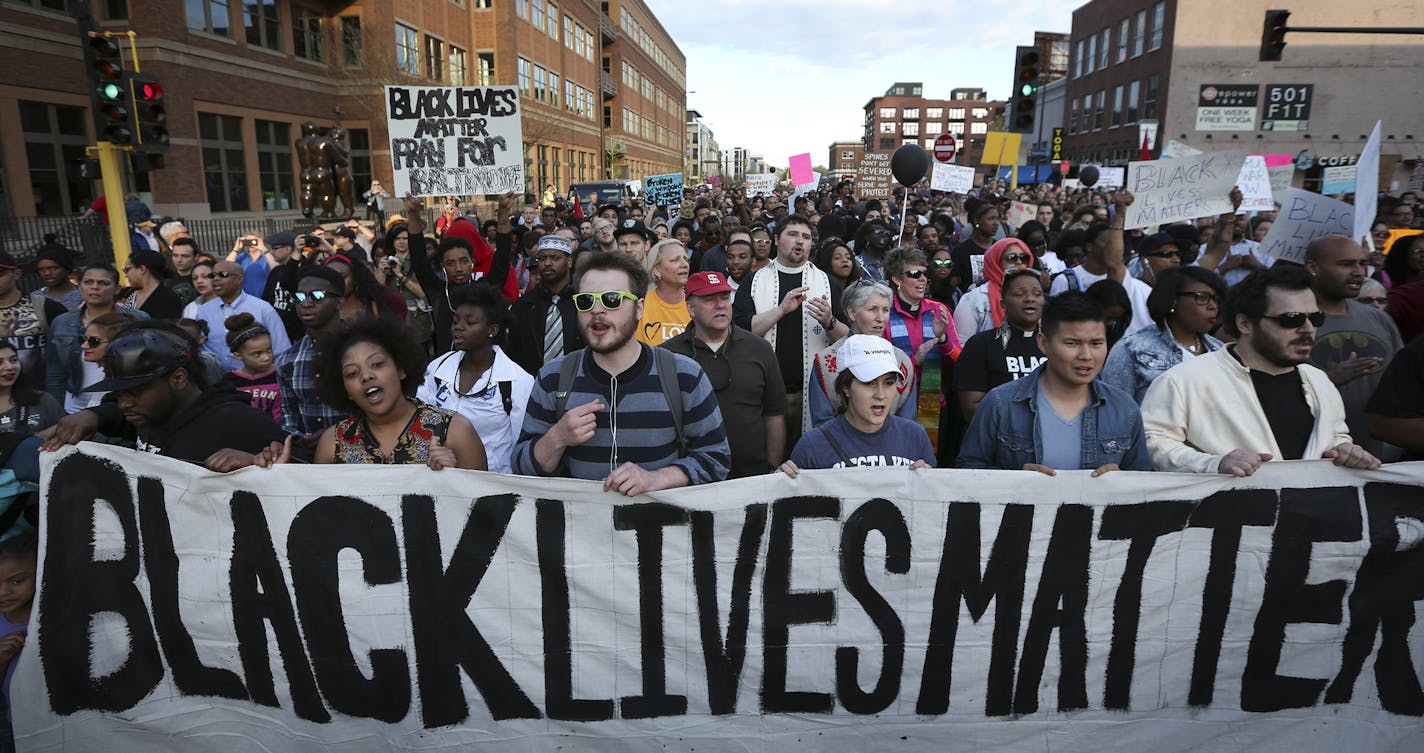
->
<box><xmin>838</xmin><ymin>334</ymin><xmax>901</xmax><ymax>383</ymax></box>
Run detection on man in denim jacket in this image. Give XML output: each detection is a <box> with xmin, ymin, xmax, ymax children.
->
<box><xmin>957</xmin><ymin>292</ymin><xmax>1150</xmax><ymax>475</ymax></box>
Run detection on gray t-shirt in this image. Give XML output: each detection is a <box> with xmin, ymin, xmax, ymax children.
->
<box><xmin>1037</xmin><ymin>380</ymin><xmax>1085</xmax><ymax>470</ymax></box>
<box><xmin>1310</xmin><ymin>299</ymin><xmax>1404</xmax><ymax>459</ymax></box>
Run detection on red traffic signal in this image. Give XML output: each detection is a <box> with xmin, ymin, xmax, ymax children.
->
<box><xmin>129</xmin><ymin>74</ymin><xmax>170</xmax><ymax>151</ymax></box>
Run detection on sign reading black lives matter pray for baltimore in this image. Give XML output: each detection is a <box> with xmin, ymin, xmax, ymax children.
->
<box><xmin>16</xmin><ymin>444</ymin><xmax>1424</xmax><ymax>752</ymax></box>
<box><xmin>385</xmin><ymin>85</ymin><xmax>524</xmax><ymax>197</ymax></box>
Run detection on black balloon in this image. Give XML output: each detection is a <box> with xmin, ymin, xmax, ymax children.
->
<box><xmin>1079</xmin><ymin>165</ymin><xmax>1100</xmax><ymax>187</ymax></box>
<box><xmin>891</xmin><ymin>144</ymin><xmax>931</xmax><ymax>187</ymax></box>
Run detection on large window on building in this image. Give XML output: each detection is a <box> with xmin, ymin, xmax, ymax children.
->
<box><xmin>254</xmin><ymin>120</ymin><xmax>293</xmax><ymax>210</ymax></box>
<box><xmin>187</xmin><ymin>0</ymin><xmax>230</xmax><ymax>35</ymax></box>
<box><xmin>879</xmin><ymin>107</ymin><xmax>895</xmax><ymax>118</ymax></box>
<box><xmin>1085</xmin><ymin>34</ymin><xmax>1096</xmax><ymax>74</ymax></box>
<box><xmin>19</xmin><ymin>101</ymin><xmax>92</xmax><ymax>216</ymax></box>
<box><xmin>1133</xmin><ymin>10</ymin><xmax>1147</xmax><ymax>58</ymax></box>
<box><xmin>903</xmin><ymin>108</ymin><xmax>919</xmax><ymax>119</ymax></box>
<box><xmin>533</xmin><ymin>65</ymin><xmax>546</xmax><ymax>101</ymax></box>
<box><xmin>347</xmin><ymin>128</ymin><xmax>371</xmax><ymax>197</ymax></box>
<box><xmin>530</xmin><ymin>0</ymin><xmax>543</xmax><ymax>29</ymax></box>
<box><xmin>1074</xmin><ymin>39</ymin><xmax>1084</xmax><ymax>78</ymax></box>
<box><xmin>245</xmin><ymin>0</ymin><xmax>280</xmax><ymax>50</ymax></box>
<box><xmin>903</xmin><ymin>122</ymin><xmax>920</xmax><ymax>136</ymax></box>
<box><xmin>879</xmin><ymin>122</ymin><xmax>897</xmax><ymax>134</ymax></box>
<box><xmin>1111</xmin><ymin>85</ymin><xmax>1124</xmax><ymax>128</ymax></box>
<box><xmin>1127</xmin><ymin>80</ymin><xmax>1140</xmax><ymax>124</ymax></box>
<box><xmin>477</xmin><ymin>52</ymin><xmax>494</xmax><ymax>85</ymax></box>
<box><xmin>449</xmin><ymin>46</ymin><xmax>467</xmax><ymax>85</ymax></box>
<box><xmin>1117</xmin><ymin>18</ymin><xmax>1129</xmax><ymax>63</ymax></box>
<box><xmin>545</xmin><ymin>2</ymin><xmax>558</xmax><ymax>37</ymax></box>
<box><xmin>1149</xmin><ymin>1</ymin><xmax>1165</xmax><ymax>51</ymax></box>
<box><xmin>199</xmin><ymin>113</ymin><xmax>247</xmax><ymax>213</ymax></box>
<box><xmin>1098</xmin><ymin>28</ymin><xmax>1110</xmax><ymax>68</ymax></box>
<box><xmin>340</xmin><ymin>16</ymin><xmax>362</xmax><ymax>67</ymax></box>
<box><xmin>970</xmin><ymin>122</ymin><xmax>987</xmax><ymax>135</ymax></box>
<box><xmin>293</xmin><ymin>7</ymin><xmax>323</xmax><ymax>61</ymax></box>
<box><xmin>396</xmin><ymin>24</ymin><xmax>419</xmax><ymax>75</ymax></box>
<box><xmin>1144</xmin><ymin>75</ymin><xmax>1159</xmax><ymax>119</ymax></box>
<box><xmin>425</xmin><ymin>35</ymin><xmax>444</xmax><ymax>81</ymax></box>
<box><xmin>1095</xmin><ymin>90</ymin><xmax>1106</xmax><ymax>130</ymax></box>
<box><xmin>548</xmin><ymin>71</ymin><xmax>560</xmax><ymax>107</ymax></box>
<box><xmin>1069</xmin><ymin>98</ymin><xmax>1079</xmax><ymax>134</ymax></box>
<box><xmin>925</xmin><ymin>122</ymin><xmax>942</xmax><ymax>135</ymax></box>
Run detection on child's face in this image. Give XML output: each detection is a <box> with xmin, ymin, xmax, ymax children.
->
<box><xmin>0</xmin><ymin>556</ymin><xmax>36</xmax><ymax>617</ymax></box>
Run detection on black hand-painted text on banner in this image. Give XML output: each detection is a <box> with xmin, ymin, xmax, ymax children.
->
<box><xmin>385</xmin><ymin>85</ymin><xmax>524</xmax><ymax>197</ymax></box>
<box><xmin>15</xmin><ymin>446</ymin><xmax>1424</xmax><ymax>752</ymax></box>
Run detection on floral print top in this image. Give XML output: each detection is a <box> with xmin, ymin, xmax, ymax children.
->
<box><xmin>331</xmin><ymin>403</ymin><xmax>454</xmax><ymax>465</ymax></box>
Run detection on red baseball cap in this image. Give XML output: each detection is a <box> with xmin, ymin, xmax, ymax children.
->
<box><xmin>684</xmin><ymin>271</ymin><xmax>734</xmax><ymax>297</ymax></box>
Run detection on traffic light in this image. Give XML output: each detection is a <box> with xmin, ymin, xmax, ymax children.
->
<box><xmin>1260</xmin><ymin>10</ymin><xmax>1290</xmax><ymax>61</ymax></box>
<box><xmin>1010</xmin><ymin>46</ymin><xmax>1041</xmax><ymax>133</ymax></box>
<box><xmin>88</xmin><ymin>35</ymin><xmax>132</xmax><ymax>145</ymax></box>
<box><xmin>129</xmin><ymin>74</ymin><xmax>169</xmax><ymax>152</ymax></box>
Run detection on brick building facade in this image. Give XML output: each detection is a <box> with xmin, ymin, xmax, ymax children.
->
<box><xmin>862</xmin><ymin>83</ymin><xmax>1004</xmax><ymax>181</ymax></box>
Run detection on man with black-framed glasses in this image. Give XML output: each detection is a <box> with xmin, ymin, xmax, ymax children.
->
<box><xmin>511</xmin><ymin>253</ymin><xmax>730</xmax><ymax>493</ymax></box>
<box><xmin>1143</xmin><ymin>266</ymin><xmax>1380</xmax><ymax>475</ymax></box>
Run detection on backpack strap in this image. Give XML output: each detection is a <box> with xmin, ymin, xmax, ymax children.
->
<box><xmin>553</xmin><ymin>351</ymin><xmax>581</xmax><ymax>417</ymax></box>
<box><xmin>653</xmin><ymin>347</ymin><xmax>687</xmax><ymax>457</ymax></box>
<box><xmin>498</xmin><ymin>380</ymin><xmax>513</xmax><ymax>415</ymax></box>
<box><xmin>817</xmin><ymin>423</ymin><xmax>853</xmax><ymax>467</ymax></box>
<box><xmin>29</xmin><ymin>292</ymin><xmax>49</xmax><ymax>332</ymax></box>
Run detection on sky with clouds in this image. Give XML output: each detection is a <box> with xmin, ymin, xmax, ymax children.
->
<box><xmin>644</xmin><ymin>0</ymin><xmax>1075</xmax><ymax>170</ymax></box>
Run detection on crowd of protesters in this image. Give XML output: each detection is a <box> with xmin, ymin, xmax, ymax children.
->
<box><xmin>1</xmin><ymin>172</ymin><xmax>1423</xmax><ymax>743</ymax></box>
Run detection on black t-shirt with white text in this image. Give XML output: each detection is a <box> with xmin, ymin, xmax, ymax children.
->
<box><xmin>955</xmin><ymin>327</ymin><xmax>1046</xmax><ymax>395</ymax></box>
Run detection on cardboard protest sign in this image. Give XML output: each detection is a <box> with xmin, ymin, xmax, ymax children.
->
<box><xmin>931</xmin><ymin>163</ymin><xmax>975</xmax><ymax>194</ymax></box>
<box><xmin>1120</xmin><ymin>151</ymin><xmax>1247</xmax><ymax>230</ymax></box>
<box><xmin>1355</xmin><ymin>121</ymin><xmax>1382</xmax><ymax>251</ymax></box>
<box><xmin>1097</xmin><ymin>167</ymin><xmax>1125</xmax><ymax>190</ymax></box>
<box><xmin>1259</xmin><ymin>187</ymin><xmax>1356</xmax><ymax>263</ymax></box>
<box><xmin>1321</xmin><ymin>166</ymin><xmax>1356</xmax><ymax>196</ymax></box>
<box><xmin>1007</xmin><ymin>201</ymin><xmax>1036</xmax><ymax>229</ymax></box>
<box><xmin>18</xmin><ymin>445</ymin><xmax>1424</xmax><ymax>752</ymax></box>
<box><xmin>384</xmin><ymin>85</ymin><xmax>523</xmax><ymax>197</ymax></box>
<box><xmin>1236</xmin><ymin>156</ymin><xmax>1274</xmax><ymax>212</ymax></box>
<box><xmin>980</xmin><ymin>132</ymin><xmax>1022</xmax><ymax>167</ymax></box>
<box><xmin>788</xmin><ymin>153</ymin><xmax>814</xmax><ymax>186</ymax></box>
<box><xmin>744</xmin><ymin>173</ymin><xmax>777</xmax><ymax>197</ymax></box>
<box><xmin>1160</xmin><ymin>139</ymin><xmax>1203</xmax><ymax>160</ymax></box>
<box><xmin>642</xmin><ymin>172</ymin><xmax>684</xmax><ymax>207</ymax></box>
<box><xmin>856</xmin><ymin>152</ymin><xmax>893</xmax><ymax>199</ymax></box>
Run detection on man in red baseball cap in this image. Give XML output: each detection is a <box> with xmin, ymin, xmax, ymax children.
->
<box><xmin>662</xmin><ymin>271</ymin><xmax>787</xmax><ymax>477</ymax></box>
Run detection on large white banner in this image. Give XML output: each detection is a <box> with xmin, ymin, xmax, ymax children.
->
<box><xmin>16</xmin><ymin>445</ymin><xmax>1424</xmax><ymax>752</ymax></box>
<box><xmin>1121</xmin><ymin>151</ymin><xmax>1247</xmax><ymax>230</ymax></box>
<box><xmin>385</xmin><ymin>85</ymin><xmax>524</xmax><ymax>197</ymax></box>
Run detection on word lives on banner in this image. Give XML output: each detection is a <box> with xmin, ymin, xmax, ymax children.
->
<box><xmin>15</xmin><ymin>445</ymin><xmax>1424</xmax><ymax>752</ymax></box>
<box><xmin>385</xmin><ymin>85</ymin><xmax>524</xmax><ymax>197</ymax></box>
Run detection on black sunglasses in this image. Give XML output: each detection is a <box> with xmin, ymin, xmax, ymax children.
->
<box><xmin>292</xmin><ymin>290</ymin><xmax>333</xmax><ymax>304</ymax></box>
<box><xmin>1261</xmin><ymin>311</ymin><xmax>1326</xmax><ymax>329</ymax></box>
<box><xmin>82</xmin><ymin>336</ymin><xmax>107</xmax><ymax>348</ymax></box>
<box><xmin>1002</xmin><ymin>253</ymin><xmax>1031</xmax><ymax>264</ymax></box>
<box><xmin>932</xmin><ymin>259</ymin><xmax>953</xmax><ymax>268</ymax></box>
<box><xmin>213</xmin><ymin>270</ymin><xmax>238</xmax><ymax>279</ymax></box>
<box><xmin>573</xmin><ymin>290</ymin><xmax>640</xmax><ymax>312</ymax></box>
<box><xmin>902</xmin><ymin>269</ymin><xmax>926</xmax><ymax>279</ymax></box>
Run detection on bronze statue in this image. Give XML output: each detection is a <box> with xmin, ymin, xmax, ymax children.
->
<box><xmin>296</xmin><ymin>121</ymin><xmax>332</xmax><ymax>218</ymax></box>
<box><xmin>327</xmin><ymin>126</ymin><xmax>356</xmax><ymax>218</ymax></box>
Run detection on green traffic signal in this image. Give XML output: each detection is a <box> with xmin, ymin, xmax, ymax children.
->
<box><xmin>1020</xmin><ymin>83</ymin><xmax>1036</xmax><ymax>97</ymax></box>
<box><xmin>99</xmin><ymin>82</ymin><xmax>123</xmax><ymax>100</ymax></box>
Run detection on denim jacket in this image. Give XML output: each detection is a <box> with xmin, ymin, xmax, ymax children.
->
<box><xmin>1101</xmin><ymin>324</ymin><xmax>1224</xmax><ymax>404</ymax></box>
<box><xmin>956</xmin><ymin>363</ymin><xmax>1151</xmax><ymax>471</ymax></box>
<box><xmin>45</xmin><ymin>305</ymin><xmax>149</xmax><ymax>401</ymax></box>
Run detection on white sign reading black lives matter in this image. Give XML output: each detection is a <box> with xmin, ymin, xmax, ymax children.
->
<box><xmin>15</xmin><ymin>445</ymin><xmax>1424</xmax><ymax>752</ymax></box>
<box><xmin>385</xmin><ymin>85</ymin><xmax>524</xmax><ymax>197</ymax></box>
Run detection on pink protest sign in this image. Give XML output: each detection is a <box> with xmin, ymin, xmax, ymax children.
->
<box><xmin>789</xmin><ymin>153</ymin><xmax>814</xmax><ymax>186</ymax></box>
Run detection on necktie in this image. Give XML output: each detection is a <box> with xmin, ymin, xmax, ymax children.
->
<box><xmin>543</xmin><ymin>296</ymin><xmax>563</xmax><ymax>365</ymax></box>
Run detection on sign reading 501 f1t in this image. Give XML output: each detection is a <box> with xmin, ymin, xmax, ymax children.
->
<box><xmin>385</xmin><ymin>85</ymin><xmax>525</xmax><ymax>197</ymax></box>
<box><xmin>1261</xmin><ymin>84</ymin><xmax>1313</xmax><ymax>132</ymax></box>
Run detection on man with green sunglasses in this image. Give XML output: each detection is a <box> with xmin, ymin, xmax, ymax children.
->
<box><xmin>512</xmin><ymin>253</ymin><xmax>730</xmax><ymax>494</ymax></box>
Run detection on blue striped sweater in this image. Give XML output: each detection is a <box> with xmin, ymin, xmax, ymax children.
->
<box><xmin>511</xmin><ymin>344</ymin><xmax>731</xmax><ymax>483</ymax></box>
